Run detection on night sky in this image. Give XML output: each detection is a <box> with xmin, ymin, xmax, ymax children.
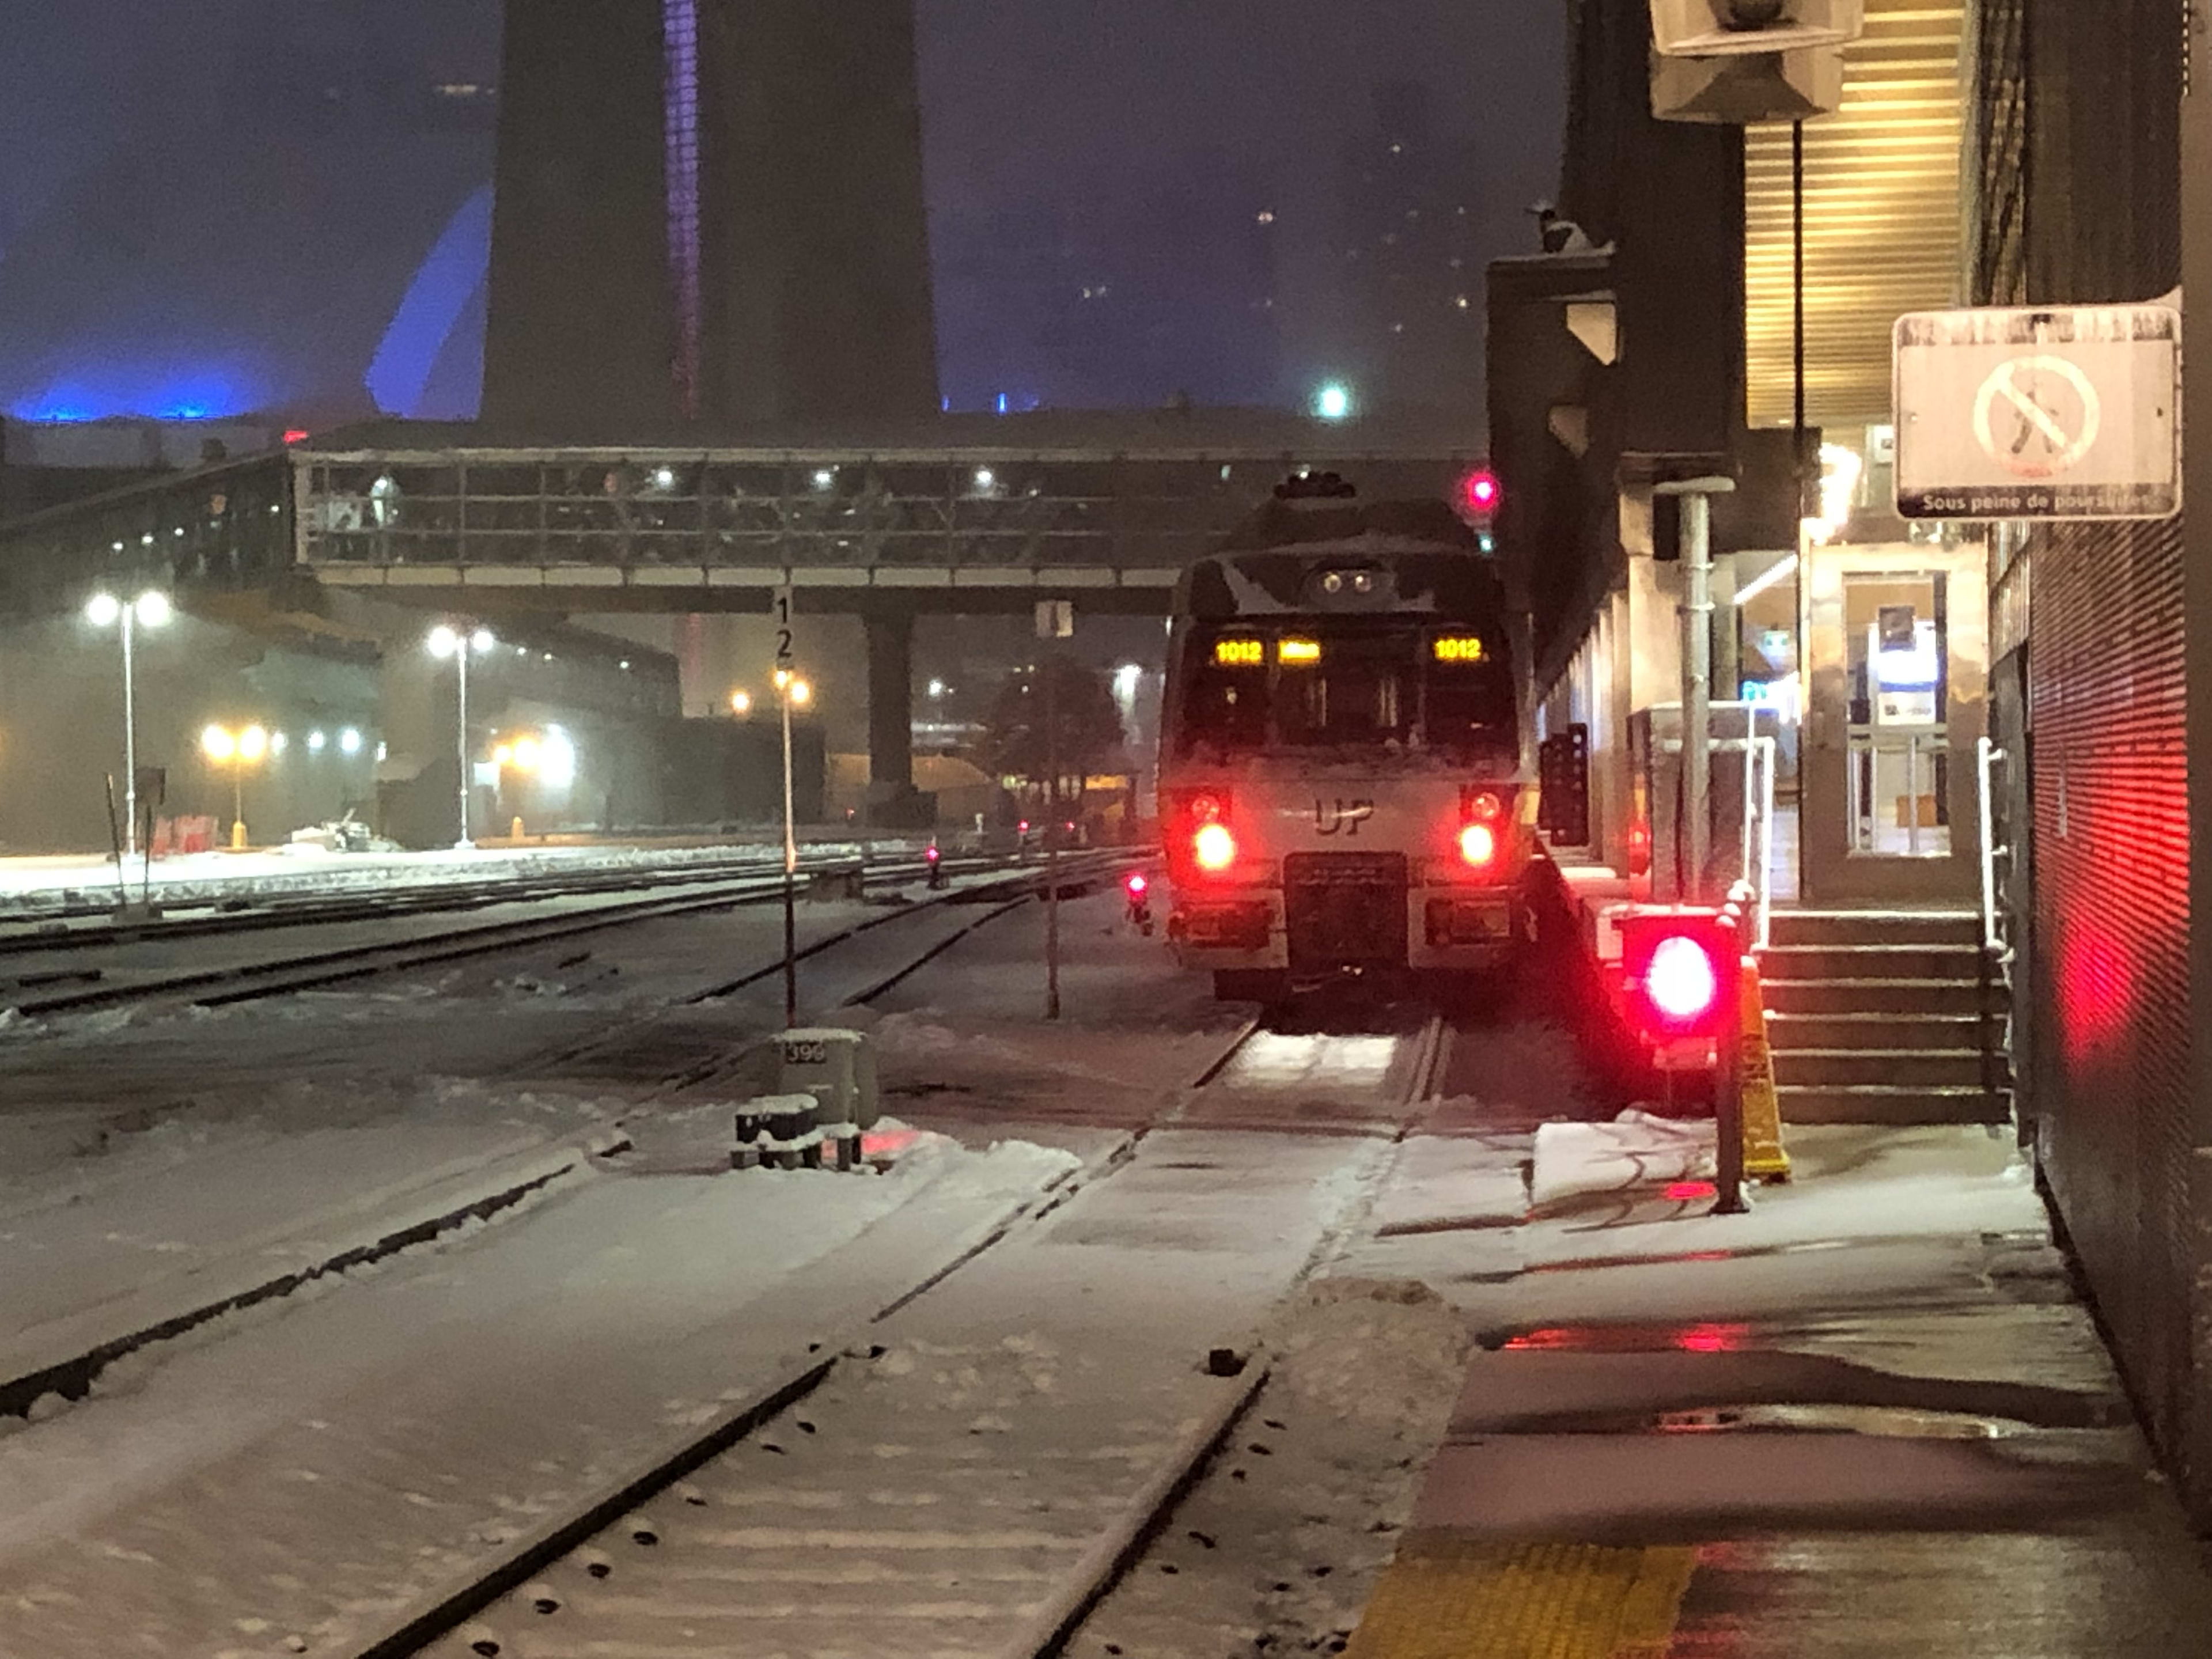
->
<box><xmin>0</xmin><ymin>1</ymin><xmax>1565</xmax><ymax>424</ymax></box>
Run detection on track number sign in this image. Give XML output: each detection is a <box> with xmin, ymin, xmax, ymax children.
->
<box><xmin>1894</xmin><ymin>303</ymin><xmax>2179</xmax><ymax>521</ymax></box>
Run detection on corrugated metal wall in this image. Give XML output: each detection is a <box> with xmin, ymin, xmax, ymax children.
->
<box><xmin>1970</xmin><ymin>0</ymin><xmax>2204</xmax><ymax>1522</ymax></box>
<box><xmin>2028</xmin><ymin>517</ymin><xmax>2195</xmax><ymax>1473</ymax></box>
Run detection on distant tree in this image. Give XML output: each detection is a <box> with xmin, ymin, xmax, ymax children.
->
<box><xmin>979</xmin><ymin>660</ymin><xmax>1125</xmax><ymax>805</ymax></box>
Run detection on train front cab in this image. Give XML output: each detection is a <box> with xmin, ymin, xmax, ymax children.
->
<box><xmin>1162</xmin><ymin>773</ymin><xmax>1541</xmax><ymax>998</ymax></box>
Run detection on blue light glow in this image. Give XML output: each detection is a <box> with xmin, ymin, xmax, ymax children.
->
<box><xmin>662</xmin><ymin>0</ymin><xmax>703</xmax><ymax>416</ymax></box>
<box><xmin>11</xmin><ymin>366</ymin><xmax>258</xmax><ymax>425</ymax></box>
<box><xmin>366</xmin><ymin>186</ymin><xmax>494</xmax><ymax>419</ymax></box>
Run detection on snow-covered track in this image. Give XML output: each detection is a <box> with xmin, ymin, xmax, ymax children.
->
<box><xmin>0</xmin><ymin>861</ymin><xmax>1129</xmax><ymax>1429</ymax></box>
<box><xmin>0</xmin><ymin>847</ymin><xmax>1059</xmax><ymax>964</ymax></box>
<box><xmin>3</xmin><ymin>853</ymin><xmax>1126</xmax><ymax>1018</ymax></box>
<box><xmin>363</xmin><ymin>1022</ymin><xmax>1453</xmax><ymax>1659</ymax></box>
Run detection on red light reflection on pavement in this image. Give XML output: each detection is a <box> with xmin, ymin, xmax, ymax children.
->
<box><xmin>860</xmin><ymin>1127</ymin><xmax>925</xmax><ymax>1159</ymax></box>
<box><xmin>1666</xmin><ymin>1180</ymin><xmax>1718</xmax><ymax>1202</ymax></box>
<box><xmin>1675</xmin><ymin>1323</ymin><xmax>1751</xmax><ymax>1353</ymax></box>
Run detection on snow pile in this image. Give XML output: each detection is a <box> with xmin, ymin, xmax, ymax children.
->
<box><xmin>1272</xmin><ymin>1277</ymin><xmax>1474</xmax><ymax>1434</ymax></box>
<box><xmin>1528</xmin><ymin>1110</ymin><xmax>1714</xmax><ymax>1211</ymax></box>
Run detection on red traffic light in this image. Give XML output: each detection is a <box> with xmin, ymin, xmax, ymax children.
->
<box><xmin>1463</xmin><ymin>469</ymin><xmax>1502</xmax><ymax>514</ymax></box>
<box><xmin>1125</xmin><ymin>872</ymin><xmax>1150</xmax><ymax>898</ymax></box>
<box><xmin>1618</xmin><ymin>910</ymin><xmax>1737</xmax><ymax>1041</ymax></box>
<box><xmin>925</xmin><ymin>844</ymin><xmax>942</xmax><ymax>863</ymax></box>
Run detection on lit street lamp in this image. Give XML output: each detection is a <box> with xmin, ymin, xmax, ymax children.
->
<box><xmin>773</xmin><ymin>666</ymin><xmax>813</xmax><ymax>1026</ymax></box>
<box><xmin>84</xmin><ymin>589</ymin><xmax>173</xmax><ymax>858</ymax></box>
<box><xmin>201</xmin><ymin>722</ymin><xmax>269</xmax><ymax>850</ymax></box>
<box><xmin>427</xmin><ymin>622</ymin><xmax>497</xmax><ymax>848</ymax></box>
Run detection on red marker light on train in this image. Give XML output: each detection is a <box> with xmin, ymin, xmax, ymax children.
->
<box><xmin>1458</xmin><ymin>823</ymin><xmax>1498</xmax><ymax>868</ymax></box>
<box><xmin>1193</xmin><ymin>822</ymin><xmax>1238</xmax><ymax>872</ymax></box>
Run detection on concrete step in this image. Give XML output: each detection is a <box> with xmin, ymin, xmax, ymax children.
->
<box><xmin>1759</xmin><ymin>942</ymin><xmax>1987</xmax><ymax>982</ymax></box>
<box><xmin>1771</xmin><ymin>1047</ymin><xmax>1988</xmax><ymax>1089</ymax></box>
<box><xmin>1776</xmin><ymin>1083</ymin><xmax>2009</xmax><ymax>1127</ymax></box>
<box><xmin>1767</xmin><ymin>908</ymin><xmax>1981</xmax><ymax>949</ymax></box>
<box><xmin>1765</xmin><ymin>1010</ymin><xmax>1997</xmax><ymax>1051</ymax></box>
<box><xmin>1760</xmin><ymin>976</ymin><xmax>1994</xmax><ymax>1018</ymax></box>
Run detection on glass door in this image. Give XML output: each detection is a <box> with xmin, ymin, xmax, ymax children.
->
<box><xmin>1801</xmin><ymin>540</ymin><xmax>1986</xmax><ymax>905</ymax></box>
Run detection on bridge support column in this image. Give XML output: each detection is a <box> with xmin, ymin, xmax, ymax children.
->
<box><xmin>864</xmin><ymin>607</ymin><xmax>924</xmax><ymax>826</ymax></box>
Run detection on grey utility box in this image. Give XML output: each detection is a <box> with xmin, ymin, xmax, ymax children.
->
<box><xmin>776</xmin><ymin>1028</ymin><xmax>881</xmax><ymax>1131</ymax></box>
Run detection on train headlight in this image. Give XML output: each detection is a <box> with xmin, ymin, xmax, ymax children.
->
<box><xmin>1194</xmin><ymin>822</ymin><xmax>1237</xmax><ymax>873</ymax></box>
<box><xmin>1458</xmin><ymin>823</ymin><xmax>1498</xmax><ymax>868</ymax></box>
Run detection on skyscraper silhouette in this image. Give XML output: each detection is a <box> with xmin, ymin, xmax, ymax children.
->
<box><xmin>483</xmin><ymin>1</ymin><xmax>938</xmax><ymax>433</ymax></box>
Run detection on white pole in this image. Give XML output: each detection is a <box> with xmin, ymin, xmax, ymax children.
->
<box><xmin>1682</xmin><ymin>491</ymin><xmax>1713</xmax><ymax>903</ymax></box>
<box><xmin>782</xmin><ymin>685</ymin><xmax>798</xmax><ymax>1028</ymax></box>
<box><xmin>1977</xmin><ymin>737</ymin><xmax>2000</xmax><ymax>955</ymax></box>
<box><xmin>1759</xmin><ymin>735</ymin><xmax>1776</xmax><ymax>950</ymax></box>
<box><xmin>121</xmin><ymin>607</ymin><xmax>138</xmax><ymax>859</ymax></box>
<box><xmin>456</xmin><ymin>642</ymin><xmax>472</xmax><ymax>849</ymax></box>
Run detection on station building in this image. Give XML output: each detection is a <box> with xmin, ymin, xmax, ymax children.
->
<box><xmin>1514</xmin><ymin>0</ymin><xmax>2209</xmax><ymax>1528</ymax></box>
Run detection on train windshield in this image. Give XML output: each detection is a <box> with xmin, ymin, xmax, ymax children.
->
<box><xmin>1175</xmin><ymin>625</ymin><xmax>1514</xmax><ymax>760</ymax></box>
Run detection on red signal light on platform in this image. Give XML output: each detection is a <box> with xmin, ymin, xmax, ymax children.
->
<box><xmin>925</xmin><ymin>844</ymin><xmax>941</xmax><ymax>863</ymax></box>
<box><xmin>1618</xmin><ymin>911</ymin><xmax>1737</xmax><ymax>1041</ymax></box>
<box><xmin>1125</xmin><ymin>872</ymin><xmax>1150</xmax><ymax>898</ymax></box>
<box><xmin>1646</xmin><ymin>935</ymin><xmax>1719</xmax><ymax>1024</ymax></box>
<box><xmin>1463</xmin><ymin>469</ymin><xmax>1502</xmax><ymax>514</ymax></box>
<box><xmin>1458</xmin><ymin>823</ymin><xmax>1498</xmax><ymax>868</ymax></box>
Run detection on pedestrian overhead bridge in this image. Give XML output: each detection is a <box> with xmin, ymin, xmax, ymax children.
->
<box><xmin>0</xmin><ymin>415</ymin><xmax>1485</xmax><ymax>620</ymax></box>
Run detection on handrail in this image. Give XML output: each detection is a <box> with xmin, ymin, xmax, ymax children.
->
<box><xmin>1977</xmin><ymin>737</ymin><xmax>2008</xmax><ymax>957</ymax></box>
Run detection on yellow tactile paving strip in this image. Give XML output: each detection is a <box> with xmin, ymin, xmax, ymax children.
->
<box><xmin>1346</xmin><ymin>1533</ymin><xmax>1696</xmax><ymax>1659</ymax></box>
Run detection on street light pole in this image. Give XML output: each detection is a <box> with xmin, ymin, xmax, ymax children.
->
<box><xmin>120</xmin><ymin>604</ymin><xmax>139</xmax><ymax>859</ymax></box>
<box><xmin>1044</xmin><ymin>656</ymin><xmax>1062</xmax><ymax>1021</ymax></box>
<box><xmin>454</xmin><ymin>639</ymin><xmax>472</xmax><ymax>849</ymax></box>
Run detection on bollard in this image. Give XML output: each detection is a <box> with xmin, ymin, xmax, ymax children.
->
<box><xmin>230</xmin><ymin>819</ymin><xmax>249</xmax><ymax>851</ymax></box>
<box><xmin>1713</xmin><ymin>992</ymin><xmax>1749</xmax><ymax>1213</ymax></box>
<box><xmin>511</xmin><ymin>816</ymin><xmax>526</xmax><ymax>841</ymax></box>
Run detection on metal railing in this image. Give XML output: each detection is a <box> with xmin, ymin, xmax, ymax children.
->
<box><xmin>1977</xmin><ymin>737</ymin><xmax>2012</xmax><ymax>961</ymax></box>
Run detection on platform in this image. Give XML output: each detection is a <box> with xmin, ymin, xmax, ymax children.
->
<box><xmin>1338</xmin><ymin>1123</ymin><xmax>2212</xmax><ymax>1658</ymax></box>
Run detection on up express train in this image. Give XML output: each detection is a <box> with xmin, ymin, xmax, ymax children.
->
<box><xmin>1157</xmin><ymin>480</ymin><xmax>1539</xmax><ymax>1001</ymax></box>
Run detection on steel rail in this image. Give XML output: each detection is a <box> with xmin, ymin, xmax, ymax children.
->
<box><xmin>7</xmin><ymin>853</ymin><xmax>1113</xmax><ymax>1019</ymax></box>
<box><xmin>0</xmin><ymin>847</ymin><xmax>997</xmax><ymax>957</ymax></box>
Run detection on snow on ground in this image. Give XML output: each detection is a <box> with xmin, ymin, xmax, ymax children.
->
<box><xmin>1069</xmin><ymin>1278</ymin><xmax>1475</xmax><ymax>1659</ymax></box>
<box><xmin>0</xmin><ymin>838</ymin><xmax>929</xmax><ymax>906</ymax></box>
<box><xmin>0</xmin><ymin>1078</ymin><xmax>624</xmax><ymax>1392</ymax></box>
<box><xmin>0</xmin><ymin>1133</ymin><xmax>1081</xmax><ymax>1659</ymax></box>
<box><xmin>425</xmin><ymin>1127</ymin><xmax>1391</xmax><ymax>1659</ymax></box>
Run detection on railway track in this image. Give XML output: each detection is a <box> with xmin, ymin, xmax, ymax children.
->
<box><xmin>362</xmin><ymin>1012</ymin><xmax>1452</xmax><ymax>1659</ymax></box>
<box><xmin>0</xmin><ymin>843</ymin><xmax>1055</xmax><ymax>960</ymax></box>
<box><xmin>1</xmin><ymin>851</ymin><xmax>1109</xmax><ymax>1019</ymax></box>
<box><xmin>0</xmin><ymin>856</ymin><xmax>1130</xmax><ymax>1425</ymax></box>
